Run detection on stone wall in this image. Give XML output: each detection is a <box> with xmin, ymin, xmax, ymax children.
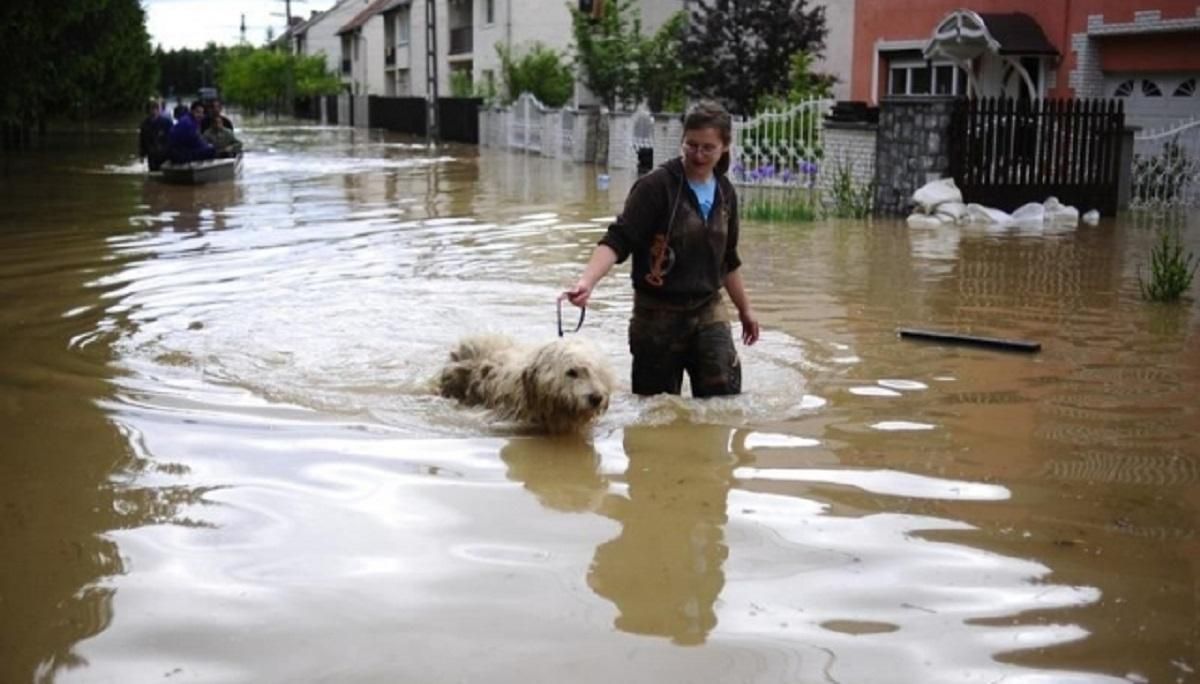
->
<box><xmin>819</xmin><ymin>122</ymin><xmax>877</xmax><ymax>209</ymax></box>
<box><xmin>873</xmin><ymin>96</ymin><xmax>957</xmax><ymax>215</ymax></box>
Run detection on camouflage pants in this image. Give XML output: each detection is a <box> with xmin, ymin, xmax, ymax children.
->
<box><xmin>628</xmin><ymin>291</ymin><xmax>741</xmax><ymax>397</ymax></box>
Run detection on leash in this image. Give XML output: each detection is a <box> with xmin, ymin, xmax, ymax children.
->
<box><xmin>557</xmin><ymin>298</ymin><xmax>586</xmax><ymax>337</ymax></box>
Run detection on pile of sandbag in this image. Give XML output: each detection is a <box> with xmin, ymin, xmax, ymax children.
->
<box><xmin>906</xmin><ymin>178</ymin><xmax>1100</xmax><ymax>229</ymax></box>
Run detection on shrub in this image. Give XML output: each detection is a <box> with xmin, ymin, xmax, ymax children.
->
<box><xmin>823</xmin><ymin>157</ymin><xmax>874</xmax><ymax>219</ymax></box>
<box><xmin>1139</xmin><ymin>228</ymin><xmax>1197</xmax><ymax>302</ymax></box>
<box><xmin>496</xmin><ymin>42</ymin><xmax>574</xmax><ymax>108</ymax></box>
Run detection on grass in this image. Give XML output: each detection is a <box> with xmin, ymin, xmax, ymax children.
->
<box><xmin>1139</xmin><ymin>228</ymin><xmax>1197</xmax><ymax>302</ymax></box>
<box><xmin>823</xmin><ymin>157</ymin><xmax>875</xmax><ymax>219</ymax></box>
<box><xmin>742</xmin><ymin>194</ymin><xmax>818</xmax><ymax>222</ymax></box>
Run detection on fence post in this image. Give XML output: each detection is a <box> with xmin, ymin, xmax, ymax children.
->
<box><xmin>1117</xmin><ymin>124</ymin><xmax>1139</xmax><ymax>210</ymax></box>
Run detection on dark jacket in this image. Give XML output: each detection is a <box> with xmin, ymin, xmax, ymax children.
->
<box><xmin>166</xmin><ymin>113</ymin><xmax>216</xmax><ymax>164</ymax></box>
<box><xmin>138</xmin><ymin>114</ymin><xmax>173</xmax><ymax>170</ymax></box>
<box><xmin>599</xmin><ymin>157</ymin><xmax>742</xmax><ymax>305</ymax></box>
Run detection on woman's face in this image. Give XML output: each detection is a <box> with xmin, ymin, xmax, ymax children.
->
<box><xmin>680</xmin><ymin>126</ymin><xmax>728</xmax><ymax>177</ymax></box>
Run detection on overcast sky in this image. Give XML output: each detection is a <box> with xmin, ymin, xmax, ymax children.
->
<box><xmin>143</xmin><ymin>0</ymin><xmax>335</xmax><ymax>50</ymax></box>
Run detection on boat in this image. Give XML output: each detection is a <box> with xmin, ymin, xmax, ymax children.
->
<box><xmin>159</xmin><ymin>156</ymin><xmax>241</xmax><ymax>185</ymax></box>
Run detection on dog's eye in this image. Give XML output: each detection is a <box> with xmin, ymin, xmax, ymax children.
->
<box><xmin>566</xmin><ymin>368</ymin><xmax>579</xmax><ymax>378</ymax></box>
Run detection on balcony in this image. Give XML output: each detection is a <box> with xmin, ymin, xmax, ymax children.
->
<box><xmin>449</xmin><ymin>26</ymin><xmax>473</xmax><ymax>55</ymax></box>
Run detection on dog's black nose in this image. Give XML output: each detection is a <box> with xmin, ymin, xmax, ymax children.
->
<box><xmin>588</xmin><ymin>393</ymin><xmax>604</xmax><ymax>408</ymax></box>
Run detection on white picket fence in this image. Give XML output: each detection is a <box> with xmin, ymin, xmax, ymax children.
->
<box><xmin>1132</xmin><ymin>115</ymin><xmax>1200</xmax><ymax>209</ymax></box>
<box><xmin>481</xmin><ymin>93</ymin><xmax>837</xmax><ymax>185</ymax></box>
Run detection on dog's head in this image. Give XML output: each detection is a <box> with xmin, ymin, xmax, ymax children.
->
<box><xmin>521</xmin><ymin>338</ymin><xmax>615</xmax><ymax>433</ymax></box>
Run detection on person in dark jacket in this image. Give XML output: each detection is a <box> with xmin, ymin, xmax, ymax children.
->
<box><xmin>199</xmin><ymin>98</ymin><xmax>234</xmax><ymax>134</ymax></box>
<box><xmin>137</xmin><ymin>99</ymin><xmax>173</xmax><ymax>171</ymax></box>
<box><xmin>562</xmin><ymin>100</ymin><xmax>760</xmax><ymax>397</ymax></box>
<box><xmin>166</xmin><ymin>100</ymin><xmax>216</xmax><ymax>164</ymax></box>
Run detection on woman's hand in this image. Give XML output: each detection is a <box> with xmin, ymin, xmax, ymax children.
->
<box><xmin>738</xmin><ymin>309</ymin><xmax>760</xmax><ymax>346</ymax></box>
<box><xmin>561</xmin><ymin>280</ymin><xmax>593</xmax><ymax>308</ymax></box>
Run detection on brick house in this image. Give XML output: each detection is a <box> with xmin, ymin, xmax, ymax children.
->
<box><xmin>849</xmin><ymin>1</ymin><xmax>1200</xmax><ymax>127</ymax></box>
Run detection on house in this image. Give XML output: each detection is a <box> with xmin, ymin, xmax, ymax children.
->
<box><xmin>292</xmin><ymin>0</ymin><xmax>856</xmax><ymax>107</ymax></box>
<box><xmin>849</xmin><ymin>1</ymin><xmax>1200</xmax><ymax>127</ymax></box>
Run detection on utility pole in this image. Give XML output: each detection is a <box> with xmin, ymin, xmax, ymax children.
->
<box><xmin>425</xmin><ymin>0</ymin><xmax>439</xmax><ymax>142</ymax></box>
<box><xmin>240</xmin><ymin>14</ymin><xmax>247</xmax><ymax>43</ymax></box>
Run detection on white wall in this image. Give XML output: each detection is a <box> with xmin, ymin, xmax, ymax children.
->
<box><xmin>813</xmin><ymin>0</ymin><xmax>854</xmax><ymax>100</ymax></box>
<box><xmin>304</xmin><ymin>0</ymin><xmax>376</xmax><ymax>77</ymax></box>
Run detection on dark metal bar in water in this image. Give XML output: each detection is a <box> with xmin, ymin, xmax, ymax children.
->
<box><xmin>897</xmin><ymin>328</ymin><xmax>1041</xmax><ymax>353</ymax></box>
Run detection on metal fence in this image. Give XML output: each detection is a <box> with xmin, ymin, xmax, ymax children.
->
<box><xmin>1132</xmin><ymin>116</ymin><xmax>1200</xmax><ymax>209</ymax></box>
<box><xmin>731</xmin><ymin>97</ymin><xmax>834</xmax><ymax>188</ymax></box>
<box><xmin>949</xmin><ymin>97</ymin><xmax>1126</xmax><ymax>216</ymax></box>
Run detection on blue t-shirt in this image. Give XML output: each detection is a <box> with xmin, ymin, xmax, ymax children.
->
<box><xmin>687</xmin><ymin>176</ymin><xmax>717</xmax><ymax>220</ymax></box>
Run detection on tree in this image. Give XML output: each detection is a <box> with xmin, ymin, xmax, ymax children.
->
<box><xmin>218</xmin><ymin>46</ymin><xmax>339</xmax><ymax>116</ymax></box>
<box><xmin>634</xmin><ymin>11</ymin><xmax>691</xmax><ymax>112</ymax></box>
<box><xmin>496</xmin><ymin>42</ymin><xmax>575</xmax><ymax>108</ymax></box>
<box><xmin>680</xmin><ymin>0</ymin><xmax>827</xmax><ymax>114</ymax></box>
<box><xmin>156</xmin><ymin>44</ymin><xmax>228</xmax><ymax>103</ymax></box>
<box><xmin>1</xmin><ymin>0</ymin><xmax>156</xmax><ymax>143</ymax></box>
<box><xmin>569</xmin><ymin>0</ymin><xmax>641</xmax><ymax>109</ymax></box>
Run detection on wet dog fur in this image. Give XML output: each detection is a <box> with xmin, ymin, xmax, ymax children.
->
<box><xmin>438</xmin><ymin>335</ymin><xmax>615</xmax><ymax>434</ymax></box>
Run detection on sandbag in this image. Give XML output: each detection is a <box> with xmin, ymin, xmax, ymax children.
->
<box><xmin>912</xmin><ymin>178</ymin><xmax>963</xmax><ymax>215</ymax></box>
<box><xmin>965</xmin><ymin>203</ymin><xmax>1013</xmax><ymax>226</ymax></box>
<box><xmin>906</xmin><ymin>213</ymin><xmax>948</xmax><ymax>229</ymax></box>
<box><xmin>1011</xmin><ymin>202</ymin><xmax>1046</xmax><ymax>226</ymax></box>
<box><xmin>935</xmin><ymin>201</ymin><xmax>968</xmax><ymax>224</ymax></box>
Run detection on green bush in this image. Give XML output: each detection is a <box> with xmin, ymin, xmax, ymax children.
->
<box><xmin>450</xmin><ymin>70</ymin><xmax>473</xmax><ymax>98</ymax></box>
<box><xmin>823</xmin><ymin>157</ymin><xmax>875</xmax><ymax>219</ymax></box>
<box><xmin>1139</xmin><ymin>228</ymin><xmax>1197</xmax><ymax>302</ymax></box>
<box><xmin>496</xmin><ymin>42</ymin><xmax>574</xmax><ymax>108</ymax></box>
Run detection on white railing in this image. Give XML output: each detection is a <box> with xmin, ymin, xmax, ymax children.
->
<box><xmin>731</xmin><ymin>97</ymin><xmax>835</xmax><ymax>188</ymax></box>
<box><xmin>1132</xmin><ymin>115</ymin><xmax>1200</xmax><ymax>209</ymax></box>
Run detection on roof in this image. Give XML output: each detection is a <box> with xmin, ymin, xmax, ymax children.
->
<box><xmin>977</xmin><ymin>13</ymin><xmax>1059</xmax><ymax>56</ymax></box>
<box><xmin>378</xmin><ymin>0</ymin><xmax>411</xmax><ymax>13</ymax></box>
<box><xmin>924</xmin><ymin>9</ymin><xmax>1058</xmax><ymax>62</ymax></box>
<box><xmin>337</xmin><ymin>0</ymin><xmax>393</xmax><ymax>35</ymax></box>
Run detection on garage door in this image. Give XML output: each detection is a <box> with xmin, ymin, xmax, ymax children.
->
<box><xmin>1106</xmin><ymin>74</ymin><xmax>1200</xmax><ymax>129</ymax></box>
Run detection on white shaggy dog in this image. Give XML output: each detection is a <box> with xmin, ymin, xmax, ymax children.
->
<box><xmin>438</xmin><ymin>334</ymin><xmax>615</xmax><ymax>434</ymax></box>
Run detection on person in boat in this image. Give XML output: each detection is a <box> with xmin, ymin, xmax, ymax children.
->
<box><xmin>200</xmin><ymin>98</ymin><xmax>235</xmax><ymax>134</ymax></box>
<box><xmin>561</xmin><ymin>100</ymin><xmax>759</xmax><ymax>398</ymax></box>
<box><xmin>137</xmin><ymin>99</ymin><xmax>173</xmax><ymax>171</ymax></box>
<box><xmin>202</xmin><ymin>111</ymin><xmax>242</xmax><ymax>158</ymax></box>
<box><xmin>166</xmin><ymin>100</ymin><xmax>216</xmax><ymax>164</ymax></box>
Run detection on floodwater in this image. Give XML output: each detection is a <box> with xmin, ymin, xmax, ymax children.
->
<box><xmin>1</xmin><ymin>121</ymin><xmax>1197</xmax><ymax>684</ymax></box>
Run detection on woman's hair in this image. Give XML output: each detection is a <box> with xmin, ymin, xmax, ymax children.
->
<box><xmin>683</xmin><ymin>99</ymin><xmax>732</xmax><ymax>175</ymax></box>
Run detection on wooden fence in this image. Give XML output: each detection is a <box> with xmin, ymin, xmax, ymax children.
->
<box><xmin>949</xmin><ymin>98</ymin><xmax>1125</xmax><ymax>215</ymax></box>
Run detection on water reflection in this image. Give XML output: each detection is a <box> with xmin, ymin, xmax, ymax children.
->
<box><xmin>589</xmin><ymin>424</ymin><xmax>738</xmax><ymax>646</ymax></box>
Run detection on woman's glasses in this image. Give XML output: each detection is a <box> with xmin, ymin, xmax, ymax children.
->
<box><xmin>682</xmin><ymin>141</ymin><xmax>722</xmax><ymax>157</ymax></box>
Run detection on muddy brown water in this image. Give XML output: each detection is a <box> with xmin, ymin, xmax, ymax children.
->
<box><xmin>1</xmin><ymin>122</ymin><xmax>1197</xmax><ymax>683</ymax></box>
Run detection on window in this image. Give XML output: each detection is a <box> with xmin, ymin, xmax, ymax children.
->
<box><xmin>396</xmin><ymin>6</ymin><xmax>410</xmax><ymax>44</ymax></box>
<box><xmin>934</xmin><ymin>65</ymin><xmax>956</xmax><ymax>94</ymax></box>
<box><xmin>486</xmin><ymin>0</ymin><xmax>495</xmax><ymax>24</ymax></box>
<box><xmin>1113</xmin><ymin>79</ymin><xmax>1135</xmax><ymax>97</ymax></box>
<box><xmin>1141</xmin><ymin>79</ymin><xmax>1162</xmax><ymax>97</ymax></box>
<box><xmin>1174</xmin><ymin>78</ymin><xmax>1196</xmax><ymax>97</ymax></box>
<box><xmin>397</xmin><ymin>69</ymin><xmax>410</xmax><ymax>95</ymax></box>
<box><xmin>888</xmin><ymin>59</ymin><xmax>962</xmax><ymax>96</ymax></box>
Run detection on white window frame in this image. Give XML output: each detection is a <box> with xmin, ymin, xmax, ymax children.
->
<box><xmin>887</xmin><ymin>58</ymin><xmax>963</xmax><ymax>96</ymax></box>
<box><xmin>396</xmin><ymin>6</ymin><xmax>410</xmax><ymax>45</ymax></box>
